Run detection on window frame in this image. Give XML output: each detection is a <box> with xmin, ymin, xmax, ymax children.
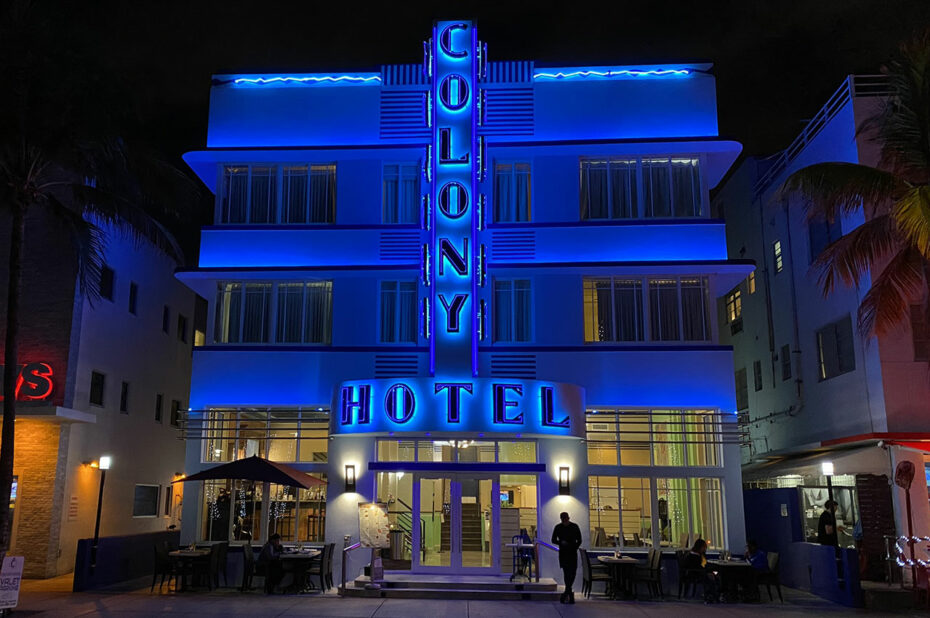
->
<box><xmin>177</xmin><ymin>314</ymin><xmax>188</xmax><ymax>343</ymax></box>
<box><xmin>378</xmin><ymin>280</ymin><xmax>419</xmax><ymax>344</ymax></box>
<box><xmin>381</xmin><ymin>162</ymin><xmax>421</xmax><ymax>224</ymax></box>
<box><xmin>492</xmin><ymin>160</ymin><xmax>532</xmax><ymax>223</ymax></box>
<box><xmin>132</xmin><ymin>484</ymin><xmax>160</xmax><ymax>518</ymax></box>
<box><xmin>214</xmin><ymin>280</ymin><xmax>334</xmax><ymax>346</ymax></box>
<box><xmin>816</xmin><ymin>315</ymin><xmax>856</xmax><ymax>381</ymax></box>
<box><xmin>752</xmin><ymin>360</ymin><xmax>763</xmax><ymax>392</ymax></box>
<box><xmin>89</xmin><ymin>371</ymin><xmax>106</xmax><ymax>407</ymax></box>
<box><xmin>781</xmin><ymin>344</ymin><xmax>792</xmax><ymax>381</ymax></box>
<box><xmin>99</xmin><ymin>266</ymin><xmax>115</xmax><ymax>302</ymax></box>
<box><xmin>217</xmin><ymin>163</ymin><xmax>337</xmax><ymax>225</ymax></box>
<box><xmin>492</xmin><ymin>278</ymin><xmax>533</xmax><ymax>343</ymax></box>
<box><xmin>170</xmin><ymin>400</ymin><xmax>182</xmax><ymax>428</ymax></box>
<box><xmin>773</xmin><ymin>240</ymin><xmax>784</xmax><ymax>274</ymax></box>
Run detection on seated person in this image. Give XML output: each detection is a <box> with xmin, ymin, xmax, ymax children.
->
<box><xmin>258</xmin><ymin>533</ymin><xmax>284</xmax><ymax>594</ymax></box>
<box><xmin>745</xmin><ymin>540</ymin><xmax>768</xmax><ymax>571</ymax></box>
<box><xmin>683</xmin><ymin>538</ymin><xmax>721</xmax><ymax>603</ymax></box>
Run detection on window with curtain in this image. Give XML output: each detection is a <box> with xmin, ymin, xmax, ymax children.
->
<box><xmin>214</xmin><ymin>281</ymin><xmax>332</xmax><ymax>344</ymax></box>
<box><xmin>583</xmin><ymin>278</ymin><xmax>644</xmax><ymax>342</ymax></box>
<box><xmin>493</xmin><ymin>279</ymin><xmax>531</xmax><ymax>342</ymax></box>
<box><xmin>218</xmin><ymin>164</ymin><xmax>336</xmax><ymax>224</ymax></box>
<box><xmin>493</xmin><ymin>162</ymin><xmax>531</xmax><ymax>222</ymax></box>
<box><xmin>383</xmin><ymin>164</ymin><xmax>420</xmax><ymax>224</ymax></box>
<box><xmin>648</xmin><ymin>279</ymin><xmax>680</xmax><ymax>341</ymax></box>
<box><xmin>680</xmin><ymin>277</ymin><xmax>710</xmax><ymax>341</ymax></box>
<box><xmin>580</xmin><ymin>158</ymin><xmax>636</xmax><ymax>220</ymax></box>
<box><xmin>380</xmin><ymin>281</ymin><xmax>418</xmax><ymax>343</ymax></box>
<box><xmin>643</xmin><ymin>157</ymin><xmax>701</xmax><ymax>217</ymax></box>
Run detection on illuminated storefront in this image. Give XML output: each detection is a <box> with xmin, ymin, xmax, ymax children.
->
<box><xmin>179</xmin><ymin>19</ymin><xmax>750</xmax><ymax>581</ymax></box>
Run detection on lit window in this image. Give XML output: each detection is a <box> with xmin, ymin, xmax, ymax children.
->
<box><xmin>493</xmin><ymin>162</ymin><xmax>531</xmax><ymax>222</ymax></box>
<box><xmin>773</xmin><ymin>241</ymin><xmax>784</xmax><ymax>273</ymax></box>
<box><xmin>726</xmin><ymin>288</ymin><xmax>742</xmax><ymax>335</ymax></box>
<box><xmin>585</xmin><ymin>409</ymin><xmax>722</xmax><ymax>467</ymax></box>
<box><xmin>747</xmin><ymin>272</ymin><xmax>756</xmax><ymax>294</ymax></box>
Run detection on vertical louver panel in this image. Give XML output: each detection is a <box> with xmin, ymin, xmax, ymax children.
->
<box><xmin>382</xmin><ymin>64</ymin><xmax>428</xmax><ymax>86</ymax></box>
<box><xmin>484</xmin><ymin>61</ymin><xmax>534</xmax><ymax>84</ymax></box>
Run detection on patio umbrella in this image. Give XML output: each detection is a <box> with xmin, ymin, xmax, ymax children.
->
<box><xmin>175</xmin><ymin>455</ymin><xmax>327</xmax><ymax>489</ymax></box>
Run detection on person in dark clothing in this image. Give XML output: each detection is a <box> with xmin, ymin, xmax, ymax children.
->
<box><xmin>683</xmin><ymin>538</ymin><xmax>721</xmax><ymax>603</ymax></box>
<box><xmin>258</xmin><ymin>533</ymin><xmax>284</xmax><ymax>593</ymax></box>
<box><xmin>817</xmin><ymin>500</ymin><xmax>839</xmax><ymax>546</ymax></box>
<box><xmin>551</xmin><ymin>512</ymin><xmax>582</xmax><ymax>604</ymax></box>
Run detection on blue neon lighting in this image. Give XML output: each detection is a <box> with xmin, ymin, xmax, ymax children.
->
<box><xmin>534</xmin><ymin>69</ymin><xmax>690</xmax><ymax>80</ymax></box>
<box><xmin>231</xmin><ymin>75</ymin><xmax>382</xmax><ymax>85</ymax></box>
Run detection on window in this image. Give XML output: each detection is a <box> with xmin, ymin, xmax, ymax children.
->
<box><xmin>493</xmin><ymin>279</ymin><xmax>531</xmax><ymax>342</ymax></box>
<box><xmin>580</xmin><ymin>157</ymin><xmax>703</xmax><ymax>220</ymax></box>
<box><xmin>747</xmin><ymin>271</ymin><xmax>756</xmax><ymax>294</ymax></box>
<box><xmin>382</xmin><ymin>164</ymin><xmax>420</xmax><ymax>224</ymax></box>
<box><xmin>162</xmin><ymin>306</ymin><xmax>170</xmax><ymax>333</ymax></box>
<box><xmin>170</xmin><ymin>400</ymin><xmax>182</xmax><ymax>428</ymax></box>
<box><xmin>377</xmin><ymin>439</ymin><xmax>535</xmax><ymax>463</ymax></box>
<box><xmin>584</xmin><ymin>276</ymin><xmax>708</xmax><ymax>343</ymax></box>
<box><xmin>155</xmin><ymin>394</ymin><xmax>163</xmax><ymax>423</ymax></box>
<box><xmin>752</xmin><ymin>360</ymin><xmax>763</xmax><ymax>392</ymax></box>
<box><xmin>98</xmin><ymin>266</ymin><xmax>114</xmax><ymax>301</ymax></box>
<box><xmin>586</xmin><ymin>409</ymin><xmax>722</xmax><ymax>467</ymax></box>
<box><xmin>734</xmin><ymin>368</ymin><xmax>748</xmax><ymax>411</ymax></box>
<box><xmin>128</xmin><ymin>282</ymin><xmax>138</xmax><ymax>315</ymax></box>
<box><xmin>911</xmin><ymin>305</ymin><xmax>930</xmax><ymax>361</ymax></box>
<box><xmin>219</xmin><ymin>164</ymin><xmax>336</xmax><ymax>224</ymax></box>
<box><xmin>164</xmin><ymin>485</ymin><xmax>174</xmax><ymax>518</ymax></box>
<box><xmin>809</xmin><ymin>216</ymin><xmax>842</xmax><ymax>262</ymax></box>
<box><xmin>493</xmin><ymin>162</ymin><xmax>531</xmax><ymax>222</ymax></box>
<box><xmin>773</xmin><ymin>241</ymin><xmax>784</xmax><ymax>273</ymax></box>
<box><xmin>643</xmin><ymin>157</ymin><xmax>702</xmax><ymax>217</ymax></box>
<box><xmin>725</xmin><ymin>288</ymin><xmax>742</xmax><ymax>334</ymax></box>
<box><xmin>89</xmin><ymin>372</ymin><xmax>105</xmax><ymax>406</ymax></box>
<box><xmin>132</xmin><ymin>485</ymin><xmax>159</xmax><ymax>518</ymax></box>
<box><xmin>379</xmin><ymin>281</ymin><xmax>418</xmax><ymax>343</ymax></box>
<box><xmin>817</xmin><ymin>315</ymin><xmax>856</xmax><ymax>380</ymax></box>
<box><xmin>215</xmin><ymin>281</ymin><xmax>332</xmax><ymax>345</ymax></box>
<box><xmin>120</xmin><ymin>381</ymin><xmax>130</xmax><ymax>413</ymax></box>
<box><xmin>177</xmin><ymin>315</ymin><xmax>188</xmax><ymax>343</ymax></box>
<box><xmin>580</xmin><ymin>158</ymin><xmax>637</xmax><ymax>219</ymax></box>
<box><xmin>781</xmin><ymin>344</ymin><xmax>792</xmax><ymax>381</ymax></box>
<box><xmin>202</xmin><ymin>408</ymin><xmax>329</xmax><ymax>463</ymax></box>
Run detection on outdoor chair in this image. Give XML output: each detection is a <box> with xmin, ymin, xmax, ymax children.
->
<box><xmin>306</xmin><ymin>543</ymin><xmax>334</xmax><ymax>591</ymax></box>
<box><xmin>213</xmin><ymin>541</ymin><xmax>229</xmax><ymax>588</ymax></box>
<box><xmin>676</xmin><ymin>550</ymin><xmax>704</xmax><ymax>599</ymax></box>
<box><xmin>193</xmin><ymin>543</ymin><xmax>223</xmax><ymax>590</ymax></box>
<box><xmin>632</xmin><ymin>547</ymin><xmax>664</xmax><ymax>599</ymax></box>
<box><xmin>240</xmin><ymin>543</ymin><xmax>261</xmax><ymax>592</ymax></box>
<box><xmin>756</xmin><ymin>551</ymin><xmax>783</xmax><ymax>602</ymax></box>
<box><xmin>579</xmin><ymin>549</ymin><xmax>611</xmax><ymax>598</ymax></box>
<box><xmin>151</xmin><ymin>541</ymin><xmax>176</xmax><ymax>592</ymax></box>
<box><xmin>325</xmin><ymin>543</ymin><xmax>335</xmax><ymax>590</ymax></box>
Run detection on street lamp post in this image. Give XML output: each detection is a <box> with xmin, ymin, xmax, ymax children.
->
<box><xmin>90</xmin><ymin>456</ymin><xmax>112</xmax><ymax>574</ymax></box>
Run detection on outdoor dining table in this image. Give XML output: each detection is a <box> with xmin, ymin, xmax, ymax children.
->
<box><xmin>168</xmin><ymin>548</ymin><xmax>211</xmax><ymax>592</ymax></box>
<box><xmin>597</xmin><ymin>555</ymin><xmax>644</xmax><ymax>599</ymax></box>
<box><xmin>707</xmin><ymin>559</ymin><xmax>756</xmax><ymax>603</ymax></box>
<box><xmin>504</xmin><ymin>543</ymin><xmax>536</xmax><ymax>581</ymax></box>
<box><xmin>279</xmin><ymin>549</ymin><xmax>322</xmax><ymax>593</ymax></box>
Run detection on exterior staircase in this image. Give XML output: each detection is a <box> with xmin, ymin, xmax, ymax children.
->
<box><xmin>344</xmin><ymin>574</ymin><xmax>560</xmax><ymax>600</ymax></box>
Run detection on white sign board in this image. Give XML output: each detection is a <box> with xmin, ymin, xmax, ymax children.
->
<box><xmin>0</xmin><ymin>556</ymin><xmax>24</xmax><ymax>609</ymax></box>
<box><xmin>358</xmin><ymin>503</ymin><xmax>390</xmax><ymax>549</ymax></box>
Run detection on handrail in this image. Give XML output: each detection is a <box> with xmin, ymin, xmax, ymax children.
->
<box><xmin>339</xmin><ymin>542</ymin><xmax>362</xmax><ymax>596</ymax></box>
<box><xmin>534</xmin><ymin>540</ymin><xmax>558</xmax><ymax>583</ymax></box>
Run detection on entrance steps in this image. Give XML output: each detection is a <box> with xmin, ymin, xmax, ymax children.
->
<box><xmin>344</xmin><ymin>573</ymin><xmax>560</xmax><ymax>600</ymax></box>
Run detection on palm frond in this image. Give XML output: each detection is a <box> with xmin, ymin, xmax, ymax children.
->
<box><xmin>892</xmin><ymin>185</ymin><xmax>930</xmax><ymax>259</ymax></box>
<box><xmin>811</xmin><ymin>214</ymin><xmax>902</xmax><ymax>293</ymax></box>
<box><xmin>44</xmin><ymin>194</ymin><xmax>106</xmax><ymax>303</ymax></box>
<box><xmin>857</xmin><ymin>246</ymin><xmax>927</xmax><ymax>336</ymax></box>
<box><xmin>778</xmin><ymin>162</ymin><xmax>905</xmax><ymax>220</ymax></box>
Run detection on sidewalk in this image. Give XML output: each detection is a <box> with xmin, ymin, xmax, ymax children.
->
<box><xmin>14</xmin><ymin>576</ymin><xmax>925</xmax><ymax>617</ymax></box>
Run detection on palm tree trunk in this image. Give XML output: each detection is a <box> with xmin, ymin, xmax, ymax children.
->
<box><xmin>0</xmin><ymin>204</ymin><xmax>26</xmax><ymax>557</ymax></box>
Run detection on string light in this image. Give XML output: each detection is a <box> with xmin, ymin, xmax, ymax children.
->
<box><xmin>533</xmin><ymin>69</ymin><xmax>690</xmax><ymax>80</ymax></box>
<box><xmin>895</xmin><ymin>536</ymin><xmax>930</xmax><ymax>566</ymax></box>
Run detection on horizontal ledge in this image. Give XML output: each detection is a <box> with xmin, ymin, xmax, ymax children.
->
<box><xmin>367</xmin><ymin>462</ymin><xmax>546</xmax><ymax>473</ymax></box>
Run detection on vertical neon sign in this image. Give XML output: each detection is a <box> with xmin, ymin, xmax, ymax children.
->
<box><xmin>430</xmin><ymin>20</ymin><xmax>478</xmax><ymax>377</ymax></box>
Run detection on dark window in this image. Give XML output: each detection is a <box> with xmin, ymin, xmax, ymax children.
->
<box><xmin>154</xmin><ymin>394</ymin><xmax>163</xmax><ymax>423</ymax></box>
<box><xmin>493</xmin><ymin>162</ymin><xmax>531</xmax><ymax>222</ymax></box>
<box><xmin>379</xmin><ymin>281</ymin><xmax>418</xmax><ymax>343</ymax></box>
<box><xmin>162</xmin><ymin>306</ymin><xmax>170</xmax><ymax>333</ymax></box>
<box><xmin>735</xmin><ymin>368</ymin><xmax>749</xmax><ymax>411</ymax></box>
<box><xmin>119</xmin><ymin>381</ymin><xmax>129</xmax><ymax>414</ymax></box>
<box><xmin>132</xmin><ymin>485</ymin><xmax>159</xmax><ymax>517</ymax></box>
<box><xmin>809</xmin><ymin>217</ymin><xmax>842</xmax><ymax>263</ymax></box>
<box><xmin>177</xmin><ymin>315</ymin><xmax>188</xmax><ymax>343</ymax></box>
<box><xmin>89</xmin><ymin>372</ymin><xmax>105</xmax><ymax>406</ymax></box>
<box><xmin>493</xmin><ymin>279</ymin><xmax>532</xmax><ymax>342</ymax></box>
<box><xmin>816</xmin><ymin>315</ymin><xmax>856</xmax><ymax>380</ymax></box>
<box><xmin>911</xmin><ymin>305</ymin><xmax>930</xmax><ymax>362</ymax></box>
<box><xmin>382</xmin><ymin>164</ymin><xmax>420</xmax><ymax>224</ymax></box>
<box><xmin>128</xmin><ymin>282</ymin><xmax>138</xmax><ymax>315</ymax></box>
<box><xmin>781</xmin><ymin>344</ymin><xmax>792</xmax><ymax>381</ymax></box>
<box><xmin>753</xmin><ymin>361</ymin><xmax>763</xmax><ymax>391</ymax></box>
<box><xmin>163</xmin><ymin>485</ymin><xmax>173</xmax><ymax>517</ymax></box>
<box><xmin>99</xmin><ymin>266</ymin><xmax>115</xmax><ymax>301</ymax></box>
<box><xmin>170</xmin><ymin>400</ymin><xmax>182</xmax><ymax>427</ymax></box>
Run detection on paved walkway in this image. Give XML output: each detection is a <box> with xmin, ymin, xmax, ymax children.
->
<box><xmin>13</xmin><ymin>576</ymin><xmax>924</xmax><ymax>617</ymax></box>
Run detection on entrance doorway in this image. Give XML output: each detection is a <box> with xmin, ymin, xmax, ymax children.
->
<box><xmin>414</xmin><ymin>474</ymin><xmax>497</xmax><ymax>572</ymax></box>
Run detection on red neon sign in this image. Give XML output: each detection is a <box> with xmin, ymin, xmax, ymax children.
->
<box><xmin>0</xmin><ymin>363</ymin><xmax>54</xmax><ymax>401</ymax></box>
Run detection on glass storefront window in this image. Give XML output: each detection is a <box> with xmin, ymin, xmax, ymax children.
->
<box><xmin>619</xmin><ymin>412</ymin><xmax>650</xmax><ymax>466</ymax></box>
<box><xmin>417</xmin><ymin>441</ymin><xmax>455</xmax><ymax>462</ymax></box>
<box><xmin>620</xmin><ymin>478</ymin><xmax>652</xmax><ymax>547</ymax></box>
<box><xmin>690</xmin><ymin>477</ymin><xmax>724</xmax><ymax>549</ymax></box>
<box><xmin>588</xmin><ymin>476</ymin><xmax>620</xmax><ymax>546</ymax></box>
<box><xmin>377</xmin><ymin>439</ymin><xmax>416</xmax><ymax>462</ymax></box>
<box><xmin>232</xmin><ymin>480</ymin><xmax>263</xmax><ymax>542</ymax></box>
<box><xmin>652</xmin><ymin>410</ymin><xmax>686</xmax><ymax>466</ymax></box>
<box><xmin>656</xmin><ymin>477</ymin><xmax>690</xmax><ymax>548</ymax></box>
<box><xmin>296</xmin><ymin>477</ymin><xmax>328</xmax><ymax>543</ymax></box>
<box><xmin>685</xmin><ymin>410</ymin><xmax>720</xmax><ymax>467</ymax></box>
<box><xmin>457</xmin><ymin>441</ymin><xmax>495</xmax><ymax>463</ymax></box>
<box><xmin>199</xmin><ymin>409</ymin><xmax>329</xmax><ymax>463</ymax></box>
<box><xmin>204</xmin><ymin>410</ymin><xmax>236</xmax><ymax>462</ymax></box>
<box><xmin>376</xmin><ymin>472</ymin><xmax>414</xmax><ymax>568</ymax></box>
<box><xmin>267</xmin><ymin>410</ymin><xmax>299</xmax><ymax>461</ymax></box>
<box><xmin>498</xmin><ymin>441</ymin><xmax>536</xmax><ymax>463</ymax></box>
<box><xmin>586</xmin><ymin>413</ymin><xmax>618</xmax><ymax>465</ymax></box>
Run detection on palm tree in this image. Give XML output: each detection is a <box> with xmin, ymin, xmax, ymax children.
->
<box><xmin>0</xmin><ymin>1</ymin><xmax>199</xmax><ymax>557</ymax></box>
<box><xmin>779</xmin><ymin>29</ymin><xmax>930</xmax><ymax>337</ymax></box>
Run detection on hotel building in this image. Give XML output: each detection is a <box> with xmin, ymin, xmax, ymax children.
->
<box><xmin>178</xmin><ymin>20</ymin><xmax>750</xmax><ymax>583</ymax></box>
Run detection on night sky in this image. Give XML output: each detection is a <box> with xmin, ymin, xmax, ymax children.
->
<box><xmin>29</xmin><ymin>0</ymin><xmax>930</xmax><ymax>257</ymax></box>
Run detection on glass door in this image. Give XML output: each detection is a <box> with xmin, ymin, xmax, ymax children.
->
<box><xmin>413</xmin><ymin>474</ymin><xmax>498</xmax><ymax>573</ymax></box>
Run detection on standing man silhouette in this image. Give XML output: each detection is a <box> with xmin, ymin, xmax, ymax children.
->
<box><xmin>552</xmin><ymin>511</ymin><xmax>582</xmax><ymax>603</ymax></box>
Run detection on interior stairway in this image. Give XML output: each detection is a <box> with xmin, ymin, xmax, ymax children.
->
<box><xmin>441</xmin><ymin>503</ymin><xmax>482</xmax><ymax>551</ymax></box>
<box><xmin>345</xmin><ymin>574</ymin><xmax>560</xmax><ymax>600</ymax></box>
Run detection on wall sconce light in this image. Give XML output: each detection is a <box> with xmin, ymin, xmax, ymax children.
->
<box><xmin>559</xmin><ymin>466</ymin><xmax>570</xmax><ymax>496</ymax></box>
<box><xmin>345</xmin><ymin>464</ymin><xmax>356</xmax><ymax>493</ymax></box>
